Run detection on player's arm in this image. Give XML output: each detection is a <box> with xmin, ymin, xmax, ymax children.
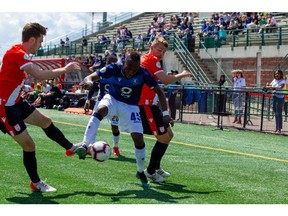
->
<box><xmin>24</xmin><ymin>62</ymin><xmax>81</xmax><ymax>81</ymax></box>
<box><xmin>152</xmin><ymin>85</ymin><xmax>171</xmax><ymax>124</ymax></box>
<box><xmin>156</xmin><ymin>70</ymin><xmax>192</xmax><ymax>85</ymax></box>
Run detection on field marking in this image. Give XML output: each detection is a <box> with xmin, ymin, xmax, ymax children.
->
<box><xmin>54</xmin><ymin>120</ymin><xmax>288</xmax><ymax>164</ymax></box>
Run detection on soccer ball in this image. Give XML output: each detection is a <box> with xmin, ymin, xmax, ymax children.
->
<box><xmin>90</xmin><ymin>141</ymin><xmax>112</xmax><ymax>162</ymax></box>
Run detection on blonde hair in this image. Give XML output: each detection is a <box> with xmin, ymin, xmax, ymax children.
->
<box><xmin>151</xmin><ymin>36</ymin><xmax>168</xmax><ymax>48</ymax></box>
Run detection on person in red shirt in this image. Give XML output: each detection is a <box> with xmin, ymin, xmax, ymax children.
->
<box><xmin>0</xmin><ymin>22</ymin><xmax>86</xmax><ymax>193</ymax></box>
<box><xmin>139</xmin><ymin>36</ymin><xmax>191</xmax><ymax>182</ymax></box>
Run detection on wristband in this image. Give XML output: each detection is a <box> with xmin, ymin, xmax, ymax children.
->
<box><xmin>163</xmin><ymin>110</ymin><xmax>169</xmax><ymax>116</ymax></box>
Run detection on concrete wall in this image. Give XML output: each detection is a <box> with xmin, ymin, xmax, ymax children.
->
<box><xmin>163</xmin><ymin>45</ymin><xmax>288</xmax><ymax>87</ymax></box>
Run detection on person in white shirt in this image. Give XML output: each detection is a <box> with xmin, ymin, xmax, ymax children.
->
<box><xmin>231</xmin><ymin>70</ymin><xmax>246</xmax><ymax>124</ymax></box>
<box><xmin>266</xmin><ymin>70</ymin><xmax>286</xmax><ymax>133</ymax></box>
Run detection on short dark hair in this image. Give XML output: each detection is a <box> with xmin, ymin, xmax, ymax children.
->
<box><xmin>22</xmin><ymin>22</ymin><xmax>47</xmax><ymax>42</ymax></box>
<box><xmin>106</xmin><ymin>55</ymin><xmax>118</xmax><ymax>65</ymax></box>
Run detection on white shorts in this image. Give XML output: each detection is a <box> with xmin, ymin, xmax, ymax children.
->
<box><xmin>93</xmin><ymin>99</ymin><xmax>119</xmax><ymax>126</ymax></box>
<box><xmin>98</xmin><ymin>94</ymin><xmax>143</xmax><ymax>134</ymax></box>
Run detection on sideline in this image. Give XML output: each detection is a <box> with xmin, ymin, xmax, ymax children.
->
<box><xmin>54</xmin><ymin>120</ymin><xmax>288</xmax><ymax>164</ymax></box>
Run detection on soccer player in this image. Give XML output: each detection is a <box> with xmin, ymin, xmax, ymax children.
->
<box><xmin>0</xmin><ymin>22</ymin><xmax>86</xmax><ymax>193</ymax></box>
<box><xmin>78</xmin><ymin>51</ymin><xmax>171</xmax><ymax>188</ymax></box>
<box><xmin>139</xmin><ymin>36</ymin><xmax>192</xmax><ymax>183</ymax></box>
<box><xmin>83</xmin><ymin>55</ymin><xmax>121</xmax><ymax>156</ymax></box>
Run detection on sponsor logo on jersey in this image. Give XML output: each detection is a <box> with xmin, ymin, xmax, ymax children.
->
<box><xmin>149</xmin><ymin>118</ymin><xmax>153</xmax><ymax>123</ymax></box>
<box><xmin>156</xmin><ymin>62</ymin><xmax>161</xmax><ymax>68</ymax></box>
<box><xmin>99</xmin><ymin>67</ymin><xmax>106</xmax><ymax>73</ymax></box>
<box><xmin>159</xmin><ymin>126</ymin><xmax>165</xmax><ymax>133</ymax></box>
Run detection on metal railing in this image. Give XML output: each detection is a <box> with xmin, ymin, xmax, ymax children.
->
<box><xmin>173</xmin><ymin>33</ymin><xmax>213</xmax><ymax>86</ymax></box>
<box><xmin>161</xmin><ymin>84</ymin><xmax>288</xmax><ymax>135</ymax></box>
<box><xmin>43</xmin><ymin>12</ymin><xmax>142</xmax><ymax>51</ymax></box>
<box><xmin>198</xmin><ymin>25</ymin><xmax>288</xmax><ymax>49</ymax></box>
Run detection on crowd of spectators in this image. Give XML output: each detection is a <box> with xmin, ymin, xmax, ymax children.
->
<box><xmin>197</xmin><ymin>12</ymin><xmax>280</xmax><ymax>46</ymax></box>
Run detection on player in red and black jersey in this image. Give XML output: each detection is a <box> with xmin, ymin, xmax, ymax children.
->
<box><xmin>0</xmin><ymin>22</ymin><xmax>86</xmax><ymax>193</ymax></box>
<box><xmin>139</xmin><ymin>36</ymin><xmax>192</xmax><ymax>182</ymax></box>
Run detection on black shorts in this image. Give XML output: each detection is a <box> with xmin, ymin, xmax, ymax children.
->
<box><xmin>0</xmin><ymin>98</ymin><xmax>35</xmax><ymax>136</ymax></box>
<box><xmin>139</xmin><ymin>105</ymin><xmax>169</xmax><ymax>136</ymax></box>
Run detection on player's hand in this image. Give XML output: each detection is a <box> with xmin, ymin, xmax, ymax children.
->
<box><xmin>64</xmin><ymin>62</ymin><xmax>81</xmax><ymax>73</ymax></box>
<box><xmin>80</xmin><ymin>78</ymin><xmax>93</xmax><ymax>90</ymax></box>
<box><xmin>181</xmin><ymin>70</ymin><xmax>192</xmax><ymax>78</ymax></box>
<box><xmin>83</xmin><ymin>101</ymin><xmax>90</xmax><ymax>113</ymax></box>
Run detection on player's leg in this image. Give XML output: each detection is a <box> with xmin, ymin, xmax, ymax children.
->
<box><xmin>121</xmin><ymin>103</ymin><xmax>150</xmax><ymax>188</ymax></box>
<box><xmin>82</xmin><ymin>94</ymin><xmax>112</xmax><ymax>149</ymax></box>
<box><xmin>111</xmin><ymin>124</ymin><xmax>121</xmax><ymax>156</ymax></box>
<box><xmin>140</xmin><ymin>105</ymin><xmax>171</xmax><ymax>181</ymax></box>
<box><xmin>23</xmin><ymin>102</ymin><xmax>86</xmax><ymax>159</ymax></box>
<box><xmin>12</xmin><ymin>130</ymin><xmax>57</xmax><ymax>192</ymax></box>
<box><xmin>3</xmin><ymin>103</ymin><xmax>56</xmax><ymax>192</ymax></box>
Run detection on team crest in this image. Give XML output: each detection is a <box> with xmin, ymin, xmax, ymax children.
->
<box><xmin>99</xmin><ymin>67</ymin><xmax>106</xmax><ymax>73</ymax></box>
<box><xmin>14</xmin><ymin>124</ymin><xmax>21</xmax><ymax>132</ymax></box>
<box><xmin>159</xmin><ymin>126</ymin><xmax>165</xmax><ymax>133</ymax></box>
<box><xmin>156</xmin><ymin>62</ymin><xmax>161</xmax><ymax>68</ymax></box>
<box><xmin>111</xmin><ymin>116</ymin><xmax>119</xmax><ymax>124</ymax></box>
<box><xmin>24</xmin><ymin>53</ymin><xmax>30</xmax><ymax>60</ymax></box>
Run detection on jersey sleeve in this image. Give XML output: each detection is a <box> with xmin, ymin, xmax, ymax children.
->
<box><xmin>143</xmin><ymin>68</ymin><xmax>158</xmax><ymax>88</ymax></box>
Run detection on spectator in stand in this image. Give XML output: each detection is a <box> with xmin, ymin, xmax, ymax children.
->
<box><xmin>258</xmin><ymin>15</ymin><xmax>268</xmax><ymax>34</ymax></box>
<box><xmin>134</xmin><ymin>34</ymin><xmax>143</xmax><ymax>50</ymax></box>
<box><xmin>176</xmin><ymin>15</ymin><xmax>182</xmax><ymax>27</ymax></box>
<box><xmin>226</xmin><ymin>19</ymin><xmax>237</xmax><ymax>35</ymax></box>
<box><xmin>266</xmin><ymin>70</ymin><xmax>286</xmax><ymax>133</ymax></box>
<box><xmin>65</xmin><ymin>36</ymin><xmax>71</xmax><ymax>47</ymax></box>
<box><xmin>116</xmin><ymin>33</ymin><xmax>123</xmax><ymax>52</ymax></box>
<box><xmin>219</xmin><ymin>17</ymin><xmax>228</xmax><ymax>30</ymax></box>
<box><xmin>152</xmin><ymin>13</ymin><xmax>159</xmax><ymax>24</ymax></box>
<box><xmin>42</xmin><ymin>79</ymin><xmax>63</xmax><ymax>109</ymax></box>
<box><xmin>199</xmin><ymin>19</ymin><xmax>208</xmax><ymax>37</ymax></box>
<box><xmin>89</xmin><ymin>55</ymin><xmax>104</xmax><ymax>72</ymax></box>
<box><xmin>82</xmin><ymin>36</ymin><xmax>88</xmax><ymax>52</ymax></box>
<box><xmin>186</xmin><ymin>21</ymin><xmax>194</xmax><ymax>35</ymax></box>
<box><xmin>100</xmin><ymin>34</ymin><xmax>108</xmax><ymax>45</ymax></box>
<box><xmin>218</xmin><ymin>25</ymin><xmax>227</xmax><ymax>44</ymax></box>
<box><xmin>187</xmin><ymin>12</ymin><xmax>195</xmax><ymax>25</ymax></box>
<box><xmin>246</xmin><ymin>16</ymin><xmax>259</xmax><ymax>31</ymax></box>
<box><xmin>265</xmin><ymin>13</ymin><xmax>278</xmax><ymax>33</ymax></box>
<box><xmin>126</xmin><ymin>28</ymin><xmax>133</xmax><ymax>40</ymax></box>
<box><xmin>60</xmin><ymin>39</ymin><xmax>65</xmax><ymax>47</ymax></box>
<box><xmin>156</xmin><ymin>13</ymin><xmax>166</xmax><ymax>28</ymax></box>
<box><xmin>147</xmin><ymin>30</ymin><xmax>157</xmax><ymax>46</ymax></box>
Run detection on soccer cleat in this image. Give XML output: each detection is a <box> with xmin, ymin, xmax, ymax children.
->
<box><xmin>136</xmin><ymin>171</ymin><xmax>151</xmax><ymax>189</ymax></box>
<box><xmin>65</xmin><ymin>145</ymin><xmax>87</xmax><ymax>160</ymax></box>
<box><xmin>156</xmin><ymin>168</ymin><xmax>171</xmax><ymax>177</ymax></box>
<box><xmin>29</xmin><ymin>180</ymin><xmax>57</xmax><ymax>193</ymax></box>
<box><xmin>144</xmin><ymin>169</ymin><xmax>164</xmax><ymax>183</ymax></box>
<box><xmin>113</xmin><ymin>146</ymin><xmax>120</xmax><ymax>156</ymax></box>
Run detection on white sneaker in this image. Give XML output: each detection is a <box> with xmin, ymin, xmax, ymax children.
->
<box><xmin>144</xmin><ymin>169</ymin><xmax>164</xmax><ymax>183</ymax></box>
<box><xmin>30</xmin><ymin>180</ymin><xmax>57</xmax><ymax>193</ymax></box>
<box><xmin>156</xmin><ymin>168</ymin><xmax>170</xmax><ymax>177</ymax></box>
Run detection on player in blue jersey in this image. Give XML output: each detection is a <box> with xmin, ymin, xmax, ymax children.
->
<box><xmin>79</xmin><ymin>51</ymin><xmax>171</xmax><ymax>188</ymax></box>
<box><xmin>83</xmin><ymin>55</ymin><xmax>121</xmax><ymax>156</ymax></box>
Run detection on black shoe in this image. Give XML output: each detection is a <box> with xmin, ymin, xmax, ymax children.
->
<box><xmin>136</xmin><ymin>171</ymin><xmax>151</xmax><ymax>189</ymax></box>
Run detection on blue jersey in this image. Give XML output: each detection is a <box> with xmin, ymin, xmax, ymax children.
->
<box><xmin>98</xmin><ymin>79</ymin><xmax>109</xmax><ymax>101</ymax></box>
<box><xmin>96</xmin><ymin>63</ymin><xmax>158</xmax><ymax>105</ymax></box>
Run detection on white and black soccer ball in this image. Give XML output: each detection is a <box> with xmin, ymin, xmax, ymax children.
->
<box><xmin>89</xmin><ymin>141</ymin><xmax>112</xmax><ymax>162</ymax></box>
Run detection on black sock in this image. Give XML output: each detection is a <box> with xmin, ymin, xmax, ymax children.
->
<box><xmin>23</xmin><ymin>151</ymin><xmax>40</xmax><ymax>183</ymax></box>
<box><xmin>43</xmin><ymin>122</ymin><xmax>73</xmax><ymax>150</ymax></box>
<box><xmin>147</xmin><ymin>141</ymin><xmax>168</xmax><ymax>174</ymax></box>
<box><xmin>112</xmin><ymin>130</ymin><xmax>120</xmax><ymax>136</ymax></box>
